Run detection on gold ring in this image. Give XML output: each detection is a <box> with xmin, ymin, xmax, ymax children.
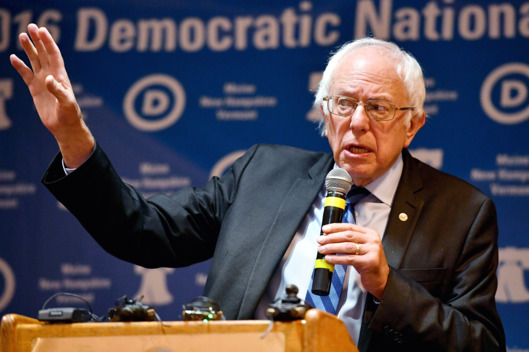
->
<box><xmin>355</xmin><ymin>243</ymin><xmax>360</xmax><ymax>255</ymax></box>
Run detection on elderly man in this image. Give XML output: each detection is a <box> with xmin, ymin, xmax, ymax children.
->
<box><xmin>11</xmin><ymin>23</ymin><xmax>505</xmax><ymax>351</ymax></box>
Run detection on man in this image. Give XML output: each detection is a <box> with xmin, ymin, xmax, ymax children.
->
<box><xmin>11</xmin><ymin>24</ymin><xmax>505</xmax><ymax>351</ymax></box>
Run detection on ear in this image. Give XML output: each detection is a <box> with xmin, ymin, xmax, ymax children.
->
<box><xmin>404</xmin><ymin>112</ymin><xmax>426</xmax><ymax>148</ymax></box>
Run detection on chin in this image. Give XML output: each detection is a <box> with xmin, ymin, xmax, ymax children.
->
<box><xmin>341</xmin><ymin>167</ymin><xmax>373</xmax><ymax>186</ymax></box>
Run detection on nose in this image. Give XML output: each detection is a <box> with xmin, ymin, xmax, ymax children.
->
<box><xmin>349</xmin><ymin>104</ymin><xmax>371</xmax><ymax>131</ymax></box>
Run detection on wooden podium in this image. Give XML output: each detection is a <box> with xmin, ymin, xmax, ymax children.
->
<box><xmin>1</xmin><ymin>309</ymin><xmax>358</xmax><ymax>352</ymax></box>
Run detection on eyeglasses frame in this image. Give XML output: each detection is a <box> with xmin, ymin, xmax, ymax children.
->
<box><xmin>323</xmin><ymin>95</ymin><xmax>415</xmax><ymax>122</ymax></box>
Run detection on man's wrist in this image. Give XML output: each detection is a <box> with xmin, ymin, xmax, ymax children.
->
<box><xmin>61</xmin><ymin>142</ymin><xmax>96</xmax><ymax>175</ymax></box>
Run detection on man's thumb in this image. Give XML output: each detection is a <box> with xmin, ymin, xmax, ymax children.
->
<box><xmin>45</xmin><ymin>75</ymin><xmax>68</xmax><ymax>102</ymax></box>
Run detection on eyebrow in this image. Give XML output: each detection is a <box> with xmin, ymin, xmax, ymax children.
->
<box><xmin>333</xmin><ymin>86</ymin><xmax>396</xmax><ymax>100</ymax></box>
<box><xmin>334</xmin><ymin>93</ymin><xmax>396</xmax><ymax>103</ymax></box>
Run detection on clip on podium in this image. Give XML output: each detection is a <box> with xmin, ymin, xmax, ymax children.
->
<box><xmin>1</xmin><ymin>309</ymin><xmax>358</xmax><ymax>352</ymax></box>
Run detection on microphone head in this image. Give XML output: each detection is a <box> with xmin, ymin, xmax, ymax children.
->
<box><xmin>325</xmin><ymin>168</ymin><xmax>353</xmax><ymax>194</ymax></box>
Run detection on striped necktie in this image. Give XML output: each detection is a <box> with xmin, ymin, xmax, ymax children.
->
<box><xmin>305</xmin><ymin>187</ymin><xmax>369</xmax><ymax>314</ymax></box>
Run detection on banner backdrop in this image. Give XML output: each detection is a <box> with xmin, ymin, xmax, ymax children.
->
<box><xmin>1</xmin><ymin>0</ymin><xmax>528</xmax><ymax>349</ymax></box>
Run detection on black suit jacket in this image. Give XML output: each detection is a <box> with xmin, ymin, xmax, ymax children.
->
<box><xmin>43</xmin><ymin>143</ymin><xmax>505</xmax><ymax>351</ymax></box>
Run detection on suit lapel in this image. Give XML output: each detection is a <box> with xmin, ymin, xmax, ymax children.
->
<box><xmin>382</xmin><ymin>150</ymin><xmax>424</xmax><ymax>268</ymax></box>
<box><xmin>358</xmin><ymin>150</ymin><xmax>424</xmax><ymax>351</ymax></box>
<box><xmin>237</xmin><ymin>153</ymin><xmax>334</xmax><ymax>318</ymax></box>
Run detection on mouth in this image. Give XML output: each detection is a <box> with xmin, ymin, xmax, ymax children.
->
<box><xmin>347</xmin><ymin>145</ymin><xmax>370</xmax><ymax>154</ymax></box>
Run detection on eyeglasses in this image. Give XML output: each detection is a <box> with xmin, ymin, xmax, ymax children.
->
<box><xmin>323</xmin><ymin>95</ymin><xmax>414</xmax><ymax>121</ymax></box>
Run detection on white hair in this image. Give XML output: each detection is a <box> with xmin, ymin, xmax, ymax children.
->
<box><xmin>314</xmin><ymin>37</ymin><xmax>426</xmax><ymax>135</ymax></box>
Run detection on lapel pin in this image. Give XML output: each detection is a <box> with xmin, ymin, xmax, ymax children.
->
<box><xmin>399</xmin><ymin>213</ymin><xmax>408</xmax><ymax>222</ymax></box>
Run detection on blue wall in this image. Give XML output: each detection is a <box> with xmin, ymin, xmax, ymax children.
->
<box><xmin>1</xmin><ymin>0</ymin><xmax>528</xmax><ymax>348</ymax></box>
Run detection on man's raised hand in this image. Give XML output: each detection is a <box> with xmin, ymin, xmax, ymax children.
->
<box><xmin>10</xmin><ymin>24</ymin><xmax>95</xmax><ymax>168</ymax></box>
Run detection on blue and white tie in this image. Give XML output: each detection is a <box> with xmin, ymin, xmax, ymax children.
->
<box><xmin>305</xmin><ymin>187</ymin><xmax>369</xmax><ymax>314</ymax></box>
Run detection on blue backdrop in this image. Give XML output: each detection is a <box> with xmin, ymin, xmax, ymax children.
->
<box><xmin>1</xmin><ymin>0</ymin><xmax>528</xmax><ymax>349</ymax></box>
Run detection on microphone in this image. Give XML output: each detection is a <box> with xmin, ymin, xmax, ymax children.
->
<box><xmin>311</xmin><ymin>168</ymin><xmax>352</xmax><ymax>296</ymax></box>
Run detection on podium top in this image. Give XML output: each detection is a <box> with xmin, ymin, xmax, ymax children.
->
<box><xmin>1</xmin><ymin>309</ymin><xmax>358</xmax><ymax>352</ymax></box>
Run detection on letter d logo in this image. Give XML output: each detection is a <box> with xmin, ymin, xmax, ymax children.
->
<box><xmin>0</xmin><ymin>258</ymin><xmax>15</xmax><ymax>312</ymax></box>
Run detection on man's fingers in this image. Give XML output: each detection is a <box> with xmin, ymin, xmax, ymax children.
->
<box><xmin>322</xmin><ymin>222</ymin><xmax>365</xmax><ymax>233</ymax></box>
<box><xmin>27</xmin><ymin>24</ymin><xmax>50</xmax><ymax>71</ymax></box>
<box><xmin>18</xmin><ymin>32</ymin><xmax>41</xmax><ymax>73</ymax></box>
<box><xmin>39</xmin><ymin>27</ymin><xmax>65</xmax><ymax>69</ymax></box>
<box><xmin>10</xmin><ymin>54</ymin><xmax>34</xmax><ymax>86</ymax></box>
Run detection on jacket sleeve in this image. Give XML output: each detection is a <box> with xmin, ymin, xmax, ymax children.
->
<box><xmin>42</xmin><ymin>142</ymin><xmax>258</xmax><ymax>268</ymax></box>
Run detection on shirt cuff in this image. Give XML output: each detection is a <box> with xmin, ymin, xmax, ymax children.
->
<box><xmin>62</xmin><ymin>159</ymin><xmax>77</xmax><ymax>175</ymax></box>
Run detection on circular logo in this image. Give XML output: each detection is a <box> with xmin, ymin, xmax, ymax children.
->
<box><xmin>0</xmin><ymin>258</ymin><xmax>15</xmax><ymax>312</ymax></box>
<box><xmin>123</xmin><ymin>74</ymin><xmax>186</xmax><ymax>131</ymax></box>
<box><xmin>480</xmin><ymin>63</ymin><xmax>529</xmax><ymax>124</ymax></box>
<box><xmin>209</xmin><ymin>150</ymin><xmax>246</xmax><ymax>179</ymax></box>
